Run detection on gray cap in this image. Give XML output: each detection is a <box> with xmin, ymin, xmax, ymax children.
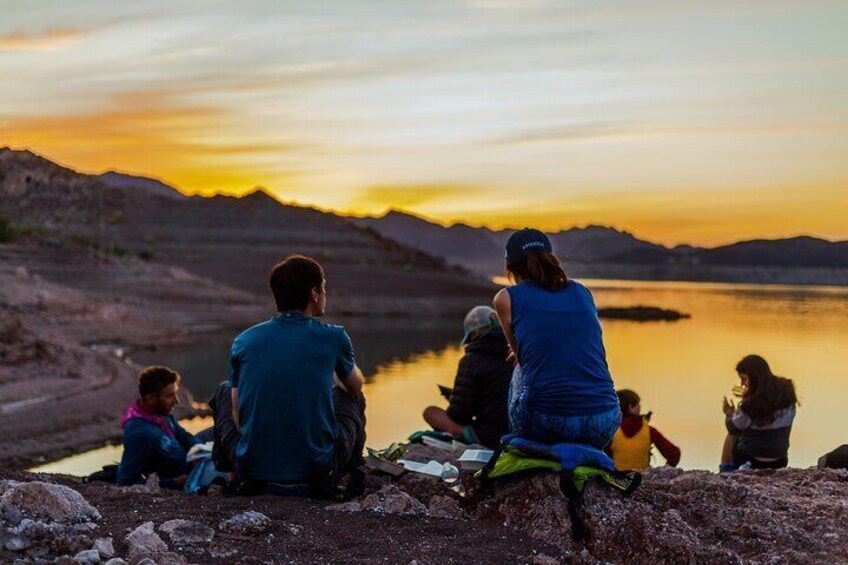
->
<box><xmin>461</xmin><ymin>305</ymin><xmax>500</xmax><ymax>345</ymax></box>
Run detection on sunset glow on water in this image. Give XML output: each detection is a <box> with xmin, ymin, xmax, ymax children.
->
<box><xmin>34</xmin><ymin>279</ymin><xmax>848</xmax><ymax>475</ymax></box>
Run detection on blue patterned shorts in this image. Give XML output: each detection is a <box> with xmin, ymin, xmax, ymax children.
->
<box><xmin>508</xmin><ymin>366</ymin><xmax>621</xmax><ymax>449</ymax></box>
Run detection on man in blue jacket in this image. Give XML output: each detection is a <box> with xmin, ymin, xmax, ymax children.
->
<box><xmin>117</xmin><ymin>366</ymin><xmax>199</xmax><ymax>488</ymax></box>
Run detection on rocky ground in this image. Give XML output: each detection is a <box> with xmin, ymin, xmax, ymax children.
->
<box><xmin>2</xmin><ymin>444</ymin><xmax>848</xmax><ymax>564</ymax></box>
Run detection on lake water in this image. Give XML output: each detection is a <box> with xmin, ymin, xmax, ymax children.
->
<box><xmin>33</xmin><ymin>279</ymin><xmax>848</xmax><ymax>474</ymax></box>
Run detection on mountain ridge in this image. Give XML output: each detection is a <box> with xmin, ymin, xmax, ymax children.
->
<box><xmin>4</xmin><ymin>148</ymin><xmax>846</xmax><ymax>285</ymax></box>
<box><xmin>352</xmin><ymin>211</ymin><xmax>848</xmax><ymax>285</ymax></box>
<box><xmin>0</xmin><ymin>147</ymin><xmax>494</xmax><ymax>316</ymax></box>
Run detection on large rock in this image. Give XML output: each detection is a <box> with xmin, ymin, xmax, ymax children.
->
<box><xmin>218</xmin><ymin>511</ymin><xmax>271</xmax><ymax>536</ymax></box>
<box><xmin>3</xmin><ymin>533</ymin><xmax>32</xmax><ymax>552</ymax></box>
<box><xmin>0</xmin><ymin>481</ymin><xmax>100</xmax><ymax>523</ymax></box>
<box><xmin>159</xmin><ymin>519</ymin><xmax>215</xmax><ymax>545</ymax></box>
<box><xmin>4</xmin><ymin>517</ymin><xmax>92</xmax><ymax>556</ymax></box>
<box><xmin>73</xmin><ymin>548</ymin><xmax>102</xmax><ymax>564</ymax></box>
<box><xmin>428</xmin><ymin>495</ymin><xmax>465</xmax><ymax>520</ymax></box>
<box><xmin>325</xmin><ymin>501</ymin><xmax>363</xmax><ymax>513</ymax></box>
<box><xmin>93</xmin><ymin>537</ymin><xmax>115</xmax><ymax>559</ymax></box>
<box><xmin>124</xmin><ymin>521</ymin><xmax>168</xmax><ymax>563</ymax></box>
<box><xmin>360</xmin><ymin>485</ymin><xmax>429</xmax><ymax>516</ymax></box>
<box><xmin>120</xmin><ymin>474</ymin><xmax>161</xmax><ymax>495</ymax></box>
<box><xmin>470</xmin><ymin>467</ymin><xmax>848</xmax><ymax>564</ymax></box>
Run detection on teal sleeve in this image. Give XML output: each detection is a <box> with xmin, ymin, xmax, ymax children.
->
<box><xmin>335</xmin><ymin>328</ymin><xmax>356</xmax><ymax>378</ymax></box>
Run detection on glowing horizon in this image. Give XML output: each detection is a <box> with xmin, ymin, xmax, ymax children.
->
<box><xmin>2</xmin><ymin>1</ymin><xmax>846</xmax><ymax>247</ymax></box>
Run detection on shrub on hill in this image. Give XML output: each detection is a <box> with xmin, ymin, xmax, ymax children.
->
<box><xmin>0</xmin><ymin>216</ymin><xmax>17</xmax><ymax>243</ymax></box>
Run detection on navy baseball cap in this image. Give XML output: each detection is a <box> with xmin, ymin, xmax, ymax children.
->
<box><xmin>505</xmin><ymin>228</ymin><xmax>552</xmax><ymax>263</ymax></box>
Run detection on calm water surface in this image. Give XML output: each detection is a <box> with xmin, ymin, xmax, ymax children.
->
<box><xmin>34</xmin><ymin>279</ymin><xmax>848</xmax><ymax>474</ymax></box>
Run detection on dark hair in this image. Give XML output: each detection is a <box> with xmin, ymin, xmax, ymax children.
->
<box><xmin>506</xmin><ymin>250</ymin><xmax>568</xmax><ymax>291</ymax></box>
<box><xmin>617</xmin><ymin>389</ymin><xmax>640</xmax><ymax>414</ymax></box>
<box><xmin>269</xmin><ymin>255</ymin><xmax>324</xmax><ymax>312</ymax></box>
<box><xmin>736</xmin><ymin>355</ymin><xmax>797</xmax><ymax>426</ymax></box>
<box><xmin>138</xmin><ymin>365</ymin><xmax>180</xmax><ymax>397</ymax></box>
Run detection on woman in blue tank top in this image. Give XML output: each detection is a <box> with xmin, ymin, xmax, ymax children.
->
<box><xmin>493</xmin><ymin>228</ymin><xmax>620</xmax><ymax>448</ymax></box>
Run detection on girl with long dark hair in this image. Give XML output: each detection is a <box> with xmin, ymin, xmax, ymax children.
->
<box><xmin>720</xmin><ymin>354</ymin><xmax>798</xmax><ymax>471</ymax></box>
<box><xmin>493</xmin><ymin>228</ymin><xmax>620</xmax><ymax>448</ymax></box>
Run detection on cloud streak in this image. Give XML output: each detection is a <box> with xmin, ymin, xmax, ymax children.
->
<box><xmin>1</xmin><ymin>88</ymin><xmax>304</xmax><ymax>195</ymax></box>
<box><xmin>0</xmin><ymin>0</ymin><xmax>846</xmax><ymax>244</ymax></box>
<box><xmin>487</xmin><ymin>122</ymin><xmax>848</xmax><ymax>147</ymax></box>
<box><xmin>0</xmin><ymin>27</ymin><xmax>91</xmax><ymax>51</ymax></box>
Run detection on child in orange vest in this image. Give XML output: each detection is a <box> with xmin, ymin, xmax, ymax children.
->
<box><xmin>608</xmin><ymin>389</ymin><xmax>681</xmax><ymax>471</ymax></box>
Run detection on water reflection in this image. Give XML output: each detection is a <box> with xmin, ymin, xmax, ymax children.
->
<box><xmin>33</xmin><ymin>280</ymin><xmax>848</xmax><ymax>474</ymax></box>
<box><xmin>590</xmin><ymin>279</ymin><xmax>848</xmax><ymax>470</ymax></box>
<box><xmin>131</xmin><ymin>317</ymin><xmax>459</xmax><ymax>401</ymax></box>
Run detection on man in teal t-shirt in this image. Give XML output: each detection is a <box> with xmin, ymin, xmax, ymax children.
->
<box><xmin>230</xmin><ymin>255</ymin><xmax>366</xmax><ymax>495</ymax></box>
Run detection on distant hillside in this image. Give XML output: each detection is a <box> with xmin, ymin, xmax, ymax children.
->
<box><xmin>355</xmin><ymin>211</ymin><xmax>674</xmax><ymax>275</ymax></box>
<box><xmin>353</xmin><ymin>211</ymin><xmax>505</xmax><ymax>276</ymax></box>
<box><xmin>97</xmin><ymin>171</ymin><xmax>187</xmax><ymax>200</ymax></box>
<box><xmin>356</xmin><ymin>210</ymin><xmax>848</xmax><ymax>285</ymax></box>
<box><xmin>4</xmin><ymin>149</ymin><xmax>845</xmax><ymax>288</ymax></box>
<box><xmin>0</xmin><ymin>148</ymin><xmax>494</xmax><ymax>316</ymax></box>
<box><xmin>695</xmin><ymin>237</ymin><xmax>848</xmax><ymax>269</ymax></box>
<box><xmin>547</xmin><ymin>225</ymin><xmax>670</xmax><ymax>263</ymax></box>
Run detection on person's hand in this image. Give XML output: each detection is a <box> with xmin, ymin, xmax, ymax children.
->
<box><xmin>506</xmin><ymin>350</ymin><xmax>517</xmax><ymax>365</ymax></box>
<box><xmin>722</xmin><ymin>396</ymin><xmax>735</xmax><ymax>417</ymax></box>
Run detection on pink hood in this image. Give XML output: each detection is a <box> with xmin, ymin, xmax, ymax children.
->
<box><xmin>120</xmin><ymin>400</ymin><xmax>175</xmax><ymax>439</ymax></box>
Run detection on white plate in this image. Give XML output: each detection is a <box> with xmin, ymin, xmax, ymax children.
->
<box><xmin>458</xmin><ymin>449</ymin><xmax>494</xmax><ymax>470</ymax></box>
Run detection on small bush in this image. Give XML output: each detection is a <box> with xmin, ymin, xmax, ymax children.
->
<box><xmin>69</xmin><ymin>233</ymin><xmax>97</xmax><ymax>248</ymax></box>
<box><xmin>138</xmin><ymin>249</ymin><xmax>154</xmax><ymax>261</ymax></box>
<box><xmin>104</xmin><ymin>244</ymin><xmax>127</xmax><ymax>258</ymax></box>
<box><xmin>17</xmin><ymin>224</ymin><xmax>48</xmax><ymax>237</ymax></box>
<box><xmin>0</xmin><ymin>216</ymin><xmax>17</xmax><ymax>243</ymax></box>
<box><xmin>106</xmin><ymin>209</ymin><xmax>124</xmax><ymax>225</ymax></box>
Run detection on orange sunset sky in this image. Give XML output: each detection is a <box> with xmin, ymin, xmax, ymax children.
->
<box><xmin>2</xmin><ymin>0</ymin><xmax>847</xmax><ymax>246</ymax></box>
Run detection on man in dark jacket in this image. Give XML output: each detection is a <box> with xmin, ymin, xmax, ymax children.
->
<box><xmin>117</xmin><ymin>366</ymin><xmax>199</xmax><ymax>488</ymax></box>
<box><xmin>422</xmin><ymin>306</ymin><xmax>513</xmax><ymax>448</ymax></box>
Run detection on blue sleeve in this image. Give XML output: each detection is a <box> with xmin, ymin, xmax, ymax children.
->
<box><xmin>229</xmin><ymin>334</ymin><xmax>243</xmax><ymax>388</ymax></box>
<box><xmin>335</xmin><ymin>328</ymin><xmax>356</xmax><ymax>378</ymax></box>
<box><xmin>172</xmin><ymin>418</ymin><xmax>199</xmax><ymax>451</ymax></box>
<box><xmin>117</xmin><ymin>425</ymin><xmax>151</xmax><ymax>486</ymax></box>
<box><xmin>578</xmin><ymin>282</ymin><xmax>596</xmax><ymax>306</ymax></box>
